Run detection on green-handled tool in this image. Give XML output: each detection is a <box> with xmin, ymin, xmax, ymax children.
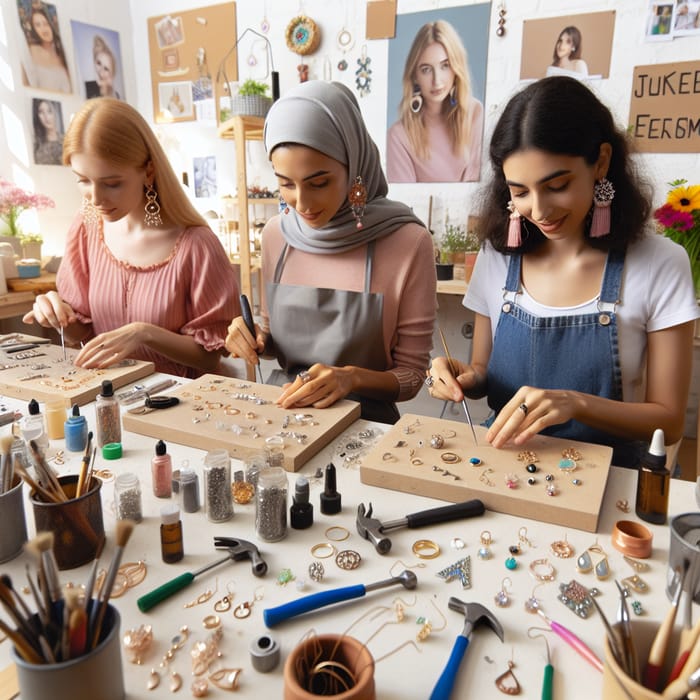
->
<box><xmin>137</xmin><ymin>538</ymin><xmax>267</xmax><ymax>612</ymax></box>
<box><xmin>528</xmin><ymin>627</ymin><xmax>553</xmax><ymax>700</ymax></box>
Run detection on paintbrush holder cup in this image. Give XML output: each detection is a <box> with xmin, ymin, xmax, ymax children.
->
<box><xmin>12</xmin><ymin>604</ymin><xmax>124</xmax><ymax>700</ymax></box>
<box><xmin>30</xmin><ymin>474</ymin><xmax>106</xmax><ymax>570</ymax></box>
<box><xmin>0</xmin><ymin>476</ymin><xmax>27</xmax><ymax>562</ymax></box>
<box><xmin>668</xmin><ymin>512</ymin><xmax>700</xmax><ymax>604</ymax></box>
<box><xmin>283</xmin><ymin>633</ymin><xmax>375</xmax><ymax>700</ymax></box>
<box><xmin>602</xmin><ymin>620</ymin><xmax>681</xmax><ymax>698</ymax></box>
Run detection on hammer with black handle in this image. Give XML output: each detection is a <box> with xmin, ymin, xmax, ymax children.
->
<box><xmin>356</xmin><ymin>499</ymin><xmax>485</xmax><ymax>554</ymax></box>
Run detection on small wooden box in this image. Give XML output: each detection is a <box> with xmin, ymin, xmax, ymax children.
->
<box><xmin>122</xmin><ymin>375</ymin><xmax>361</xmax><ymax>471</ymax></box>
<box><xmin>360</xmin><ymin>414</ymin><xmax>613</xmax><ymax>532</ymax></box>
<box><xmin>0</xmin><ymin>340</ymin><xmax>154</xmax><ymax>407</ymax></box>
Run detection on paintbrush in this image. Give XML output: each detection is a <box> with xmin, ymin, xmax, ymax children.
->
<box><xmin>25</xmin><ymin>563</ymin><xmax>48</xmax><ymax>626</ymax></box>
<box><xmin>663</xmin><ymin>634</ymin><xmax>700</xmax><ymax>698</ymax></box>
<box><xmin>31</xmin><ymin>532</ymin><xmax>62</xmax><ymax>605</ymax></box>
<box><xmin>89</xmin><ymin>519</ymin><xmax>135</xmax><ymax>650</ymax></box>
<box><xmin>76</xmin><ymin>432</ymin><xmax>93</xmax><ymax>497</ymax></box>
<box><xmin>0</xmin><ymin>435</ymin><xmax>13</xmax><ymax>494</ymax></box>
<box><xmin>0</xmin><ymin>617</ymin><xmax>43</xmax><ymax>664</ymax></box>
<box><xmin>65</xmin><ymin>588</ymin><xmax>87</xmax><ymax>659</ymax></box>
<box><xmin>28</xmin><ymin>440</ymin><xmax>65</xmax><ymax>501</ymax></box>
<box><xmin>437</xmin><ymin>326</ymin><xmax>478</xmax><ymax>445</ymax></box>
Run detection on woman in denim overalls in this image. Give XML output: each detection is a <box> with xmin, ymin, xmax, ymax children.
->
<box><xmin>428</xmin><ymin>77</ymin><xmax>699</xmax><ymax>467</ymax></box>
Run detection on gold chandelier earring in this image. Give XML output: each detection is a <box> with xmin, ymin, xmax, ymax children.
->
<box><xmin>144</xmin><ymin>183</ymin><xmax>163</xmax><ymax>226</ymax></box>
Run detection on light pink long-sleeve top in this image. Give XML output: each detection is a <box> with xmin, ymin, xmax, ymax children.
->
<box><xmin>261</xmin><ymin>216</ymin><xmax>437</xmax><ymax>401</ymax></box>
<box><xmin>57</xmin><ymin>214</ymin><xmax>239</xmax><ymax>377</ymax></box>
<box><xmin>386</xmin><ymin>98</ymin><xmax>484</xmax><ymax>183</ymax></box>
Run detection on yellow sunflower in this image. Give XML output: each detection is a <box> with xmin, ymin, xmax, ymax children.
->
<box><xmin>666</xmin><ymin>184</ymin><xmax>700</xmax><ymax>213</ymax></box>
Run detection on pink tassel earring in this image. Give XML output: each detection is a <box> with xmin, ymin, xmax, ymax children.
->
<box><xmin>506</xmin><ymin>200</ymin><xmax>522</xmax><ymax>248</ymax></box>
<box><xmin>590</xmin><ymin>178</ymin><xmax>615</xmax><ymax>238</ymax></box>
<box><xmin>348</xmin><ymin>176</ymin><xmax>367</xmax><ymax>229</ymax></box>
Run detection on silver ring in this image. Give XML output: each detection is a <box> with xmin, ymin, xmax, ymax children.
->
<box><xmin>519</xmin><ymin>402</ymin><xmax>528</xmax><ymax>416</ymax></box>
<box><xmin>424</xmin><ymin>375</ymin><xmax>434</xmax><ymax>388</ymax></box>
<box><xmin>298</xmin><ymin>370</ymin><xmax>311</xmax><ymax>384</ymax></box>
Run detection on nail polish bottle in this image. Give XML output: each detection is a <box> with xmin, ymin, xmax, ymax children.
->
<box><xmin>151</xmin><ymin>439</ymin><xmax>173</xmax><ymax>499</ymax></box>
<box><xmin>635</xmin><ymin>428</ymin><xmax>669</xmax><ymax>524</ymax></box>
<box><xmin>290</xmin><ymin>476</ymin><xmax>313</xmax><ymax>529</ymax></box>
<box><xmin>64</xmin><ymin>404</ymin><xmax>88</xmax><ymax>452</ymax></box>
<box><xmin>320</xmin><ymin>463</ymin><xmax>341</xmax><ymax>515</ymax></box>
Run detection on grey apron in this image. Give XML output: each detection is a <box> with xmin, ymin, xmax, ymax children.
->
<box><xmin>265</xmin><ymin>241</ymin><xmax>400</xmax><ymax>424</ymax></box>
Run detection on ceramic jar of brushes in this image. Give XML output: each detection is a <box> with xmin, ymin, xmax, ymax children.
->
<box><xmin>283</xmin><ymin>633</ymin><xmax>375</xmax><ymax>700</ymax></box>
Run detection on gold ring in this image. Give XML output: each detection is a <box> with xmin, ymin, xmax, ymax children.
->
<box><xmin>311</xmin><ymin>542</ymin><xmax>337</xmax><ymax>559</ymax></box>
<box><xmin>440</xmin><ymin>452</ymin><xmax>460</xmax><ymax>464</ymax></box>
<box><xmin>324</xmin><ymin>526</ymin><xmax>350</xmax><ymax>541</ymax></box>
<box><xmin>412</xmin><ymin>539</ymin><xmax>441</xmax><ymax>559</ymax></box>
<box><xmin>529</xmin><ymin>558</ymin><xmax>556</xmax><ymax>581</ymax></box>
<box><xmin>203</xmin><ymin>614</ymin><xmax>221</xmax><ymax>629</ymax></box>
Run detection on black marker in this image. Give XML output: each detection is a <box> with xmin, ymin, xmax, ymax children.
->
<box><xmin>240</xmin><ymin>294</ymin><xmax>264</xmax><ymax>383</ymax></box>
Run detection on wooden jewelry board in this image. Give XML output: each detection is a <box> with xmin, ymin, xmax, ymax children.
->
<box><xmin>0</xmin><ymin>338</ymin><xmax>155</xmax><ymax>407</ymax></box>
<box><xmin>360</xmin><ymin>414</ymin><xmax>613</xmax><ymax>532</ymax></box>
<box><xmin>122</xmin><ymin>374</ymin><xmax>361</xmax><ymax>472</ymax></box>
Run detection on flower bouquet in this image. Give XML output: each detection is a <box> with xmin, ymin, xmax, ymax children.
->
<box><xmin>654</xmin><ymin>179</ymin><xmax>700</xmax><ymax>296</ymax></box>
<box><xmin>0</xmin><ymin>178</ymin><xmax>55</xmax><ymax>239</ymax></box>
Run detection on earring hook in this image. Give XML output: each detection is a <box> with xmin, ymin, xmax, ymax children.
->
<box><xmin>527</xmin><ymin>626</ymin><xmax>552</xmax><ymax>663</ymax></box>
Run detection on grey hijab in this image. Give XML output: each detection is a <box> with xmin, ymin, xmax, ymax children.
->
<box><xmin>263</xmin><ymin>81</ymin><xmax>423</xmax><ymax>254</ymax></box>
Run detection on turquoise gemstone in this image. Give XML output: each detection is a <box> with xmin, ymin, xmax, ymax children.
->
<box><xmin>505</xmin><ymin>557</ymin><xmax>517</xmax><ymax>570</ymax></box>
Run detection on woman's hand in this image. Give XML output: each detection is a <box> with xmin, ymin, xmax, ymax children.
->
<box><xmin>74</xmin><ymin>323</ymin><xmax>145</xmax><ymax>369</ymax></box>
<box><xmin>277</xmin><ymin>364</ymin><xmax>354</xmax><ymax>410</ymax></box>
<box><xmin>486</xmin><ymin>386</ymin><xmax>583</xmax><ymax>448</ymax></box>
<box><xmin>224</xmin><ymin>316</ymin><xmax>265</xmax><ymax>365</ymax></box>
<box><xmin>425</xmin><ymin>357</ymin><xmax>481</xmax><ymax>402</ymax></box>
<box><xmin>22</xmin><ymin>291</ymin><xmax>76</xmax><ymax>330</ymax></box>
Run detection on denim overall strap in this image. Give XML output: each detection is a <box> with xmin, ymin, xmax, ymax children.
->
<box><xmin>487</xmin><ymin>250</ymin><xmax>640</xmax><ymax>466</ymax></box>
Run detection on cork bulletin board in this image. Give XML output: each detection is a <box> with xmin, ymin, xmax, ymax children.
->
<box><xmin>147</xmin><ymin>2</ymin><xmax>237</xmax><ymax>123</ymax></box>
<box><xmin>0</xmin><ymin>338</ymin><xmax>154</xmax><ymax>407</ymax></box>
<box><xmin>360</xmin><ymin>414</ymin><xmax>613</xmax><ymax>532</ymax></box>
<box><xmin>122</xmin><ymin>375</ymin><xmax>361</xmax><ymax>471</ymax></box>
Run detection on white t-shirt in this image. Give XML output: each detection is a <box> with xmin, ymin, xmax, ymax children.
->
<box><xmin>464</xmin><ymin>233</ymin><xmax>700</xmax><ymax>403</ymax></box>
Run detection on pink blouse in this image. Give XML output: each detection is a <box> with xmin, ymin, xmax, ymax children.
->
<box><xmin>57</xmin><ymin>214</ymin><xmax>240</xmax><ymax>377</ymax></box>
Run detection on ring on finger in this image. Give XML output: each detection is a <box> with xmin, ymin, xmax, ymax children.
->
<box><xmin>424</xmin><ymin>375</ymin><xmax>434</xmax><ymax>388</ymax></box>
<box><xmin>298</xmin><ymin>370</ymin><xmax>311</xmax><ymax>384</ymax></box>
<box><xmin>519</xmin><ymin>402</ymin><xmax>528</xmax><ymax>416</ymax></box>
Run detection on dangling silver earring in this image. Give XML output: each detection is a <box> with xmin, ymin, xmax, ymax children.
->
<box><xmin>410</xmin><ymin>85</ymin><xmax>423</xmax><ymax>113</ymax></box>
<box><xmin>144</xmin><ymin>184</ymin><xmax>163</xmax><ymax>227</ymax></box>
<box><xmin>81</xmin><ymin>197</ymin><xmax>100</xmax><ymax>225</ymax></box>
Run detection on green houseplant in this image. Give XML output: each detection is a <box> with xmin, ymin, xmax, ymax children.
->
<box><xmin>20</xmin><ymin>233</ymin><xmax>43</xmax><ymax>261</ymax></box>
<box><xmin>231</xmin><ymin>79</ymin><xmax>272</xmax><ymax>119</ymax></box>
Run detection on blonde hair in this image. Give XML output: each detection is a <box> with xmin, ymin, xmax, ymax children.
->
<box><xmin>92</xmin><ymin>35</ymin><xmax>116</xmax><ymax>76</ymax></box>
<box><xmin>399</xmin><ymin>20</ymin><xmax>474</xmax><ymax>161</ymax></box>
<box><xmin>63</xmin><ymin>98</ymin><xmax>206</xmax><ymax>227</ymax></box>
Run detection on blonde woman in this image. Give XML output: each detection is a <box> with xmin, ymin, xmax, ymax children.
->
<box><xmin>85</xmin><ymin>35</ymin><xmax>121</xmax><ymax>99</ymax></box>
<box><xmin>387</xmin><ymin>20</ymin><xmax>483</xmax><ymax>183</ymax></box>
<box><xmin>23</xmin><ymin>98</ymin><xmax>240</xmax><ymax>377</ymax></box>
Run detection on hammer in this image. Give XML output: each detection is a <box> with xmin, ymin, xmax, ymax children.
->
<box><xmin>430</xmin><ymin>599</ymin><xmax>504</xmax><ymax>700</ymax></box>
<box><xmin>137</xmin><ymin>537</ymin><xmax>267</xmax><ymax>612</ymax></box>
<box><xmin>357</xmin><ymin>500</ymin><xmax>485</xmax><ymax>554</ymax></box>
<box><xmin>263</xmin><ymin>570</ymin><xmax>417</xmax><ymax>627</ymax></box>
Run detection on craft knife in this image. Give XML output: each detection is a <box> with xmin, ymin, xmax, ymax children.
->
<box><xmin>240</xmin><ymin>294</ymin><xmax>264</xmax><ymax>384</ymax></box>
<box><xmin>117</xmin><ymin>378</ymin><xmax>179</xmax><ymax>404</ymax></box>
<box><xmin>59</xmin><ymin>326</ymin><xmax>66</xmax><ymax>362</ymax></box>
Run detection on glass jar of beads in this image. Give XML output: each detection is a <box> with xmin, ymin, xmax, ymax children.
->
<box><xmin>203</xmin><ymin>449</ymin><xmax>233</xmax><ymax>522</ymax></box>
<box><xmin>255</xmin><ymin>467</ymin><xmax>288</xmax><ymax>542</ymax></box>
<box><xmin>179</xmin><ymin>468</ymin><xmax>200</xmax><ymax>513</ymax></box>
<box><xmin>114</xmin><ymin>472</ymin><xmax>143</xmax><ymax>522</ymax></box>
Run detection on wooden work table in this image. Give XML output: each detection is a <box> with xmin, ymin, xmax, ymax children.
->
<box><xmin>6</xmin><ymin>271</ymin><xmax>57</xmax><ymax>295</ymax></box>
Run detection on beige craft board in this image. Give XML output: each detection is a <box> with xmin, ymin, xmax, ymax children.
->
<box><xmin>0</xmin><ymin>340</ymin><xmax>154</xmax><ymax>408</ymax></box>
<box><xmin>122</xmin><ymin>374</ymin><xmax>361</xmax><ymax>472</ymax></box>
<box><xmin>360</xmin><ymin>414</ymin><xmax>613</xmax><ymax>532</ymax></box>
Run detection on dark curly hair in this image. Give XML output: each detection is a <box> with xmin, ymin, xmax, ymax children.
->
<box><xmin>477</xmin><ymin>77</ymin><xmax>652</xmax><ymax>254</ymax></box>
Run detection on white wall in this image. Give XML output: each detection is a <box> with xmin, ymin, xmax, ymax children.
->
<box><xmin>1</xmin><ymin>0</ymin><xmax>699</xmax><ymax>252</ymax></box>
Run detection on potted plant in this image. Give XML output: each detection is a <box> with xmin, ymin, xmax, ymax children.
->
<box><xmin>0</xmin><ymin>179</ymin><xmax>54</xmax><ymax>256</ymax></box>
<box><xmin>231</xmin><ymin>79</ymin><xmax>272</xmax><ymax>119</ymax></box>
<box><xmin>435</xmin><ymin>248</ymin><xmax>454</xmax><ymax>281</ymax></box>
<box><xmin>20</xmin><ymin>233</ymin><xmax>43</xmax><ymax>261</ymax></box>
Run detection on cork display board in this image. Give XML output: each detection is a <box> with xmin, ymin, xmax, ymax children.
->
<box><xmin>360</xmin><ymin>414</ymin><xmax>613</xmax><ymax>532</ymax></box>
<box><xmin>122</xmin><ymin>374</ymin><xmax>361</xmax><ymax>472</ymax></box>
<box><xmin>0</xmin><ymin>337</ymin><xmax>155</xmax><ymax>407</ymax></box>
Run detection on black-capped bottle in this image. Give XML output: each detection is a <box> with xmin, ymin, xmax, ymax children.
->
<box><xmin>95</xmin><ymin>380</ymin><xmax>121</xmax><ymax>448</ymax></box>
<box><xmin>635</xmin><ymin>428</ymin><xmax>669</xmax><ymax>524</ymax></box>
<box><xmin>290</xmin><ymin>476</ymin><xmax>313</xmax><ymax>529</ymax></box>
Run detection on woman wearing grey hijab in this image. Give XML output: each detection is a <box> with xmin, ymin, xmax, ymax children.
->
<box><xmin>225</xmin><ymin>81</ymin><xmax>437</xmax><ymax>424</ymax></box>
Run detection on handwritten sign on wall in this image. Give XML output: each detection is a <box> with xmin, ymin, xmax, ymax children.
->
<box><xmin>628</xmin><ymin>60</ymin><xmax>700</xmax><ymax>153</ymax></box>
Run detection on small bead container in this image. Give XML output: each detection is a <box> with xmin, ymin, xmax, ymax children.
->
<box><xmin>179</xmin><ymin>468</ymin><xmax>200</xmax><ymax>513</ymax></box>
<box><xmin>264</xmin><ymin>436</ymin><xmax>285</xmax><ymax>468</ymax></box>
<box><xmin>203</xmin><ymin>449</ymin><xmax>233</xmax><ymax>522</ymax></box>
<box><xmin>114</xmin><ymin>472</ymin><xmax>143</xmax><ymax>522</ymax></box>
<box><xmin>255</xmin><ymin>466</ymin><xmax>288</xmax><ymax>542</ymax></box>
<box><xmin>245</xmin><ymin>451</ymin><xmax>268</xmax><ymax>491</ymax></box>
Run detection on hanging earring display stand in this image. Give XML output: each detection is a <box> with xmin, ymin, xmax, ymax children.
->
<box><xmin>0</xmin><ymin>335</ymin><xmax>154</xmax><ymax>407</ymax></box>
<box><xmin>360</xmin><ymin>414</ymin><xmax>613</xmax><ymax>532</ymax></box>
<box><xmin>122</xmin><ymin>374</ymin><xmax>360</xmax><ymax>472</ymax></box>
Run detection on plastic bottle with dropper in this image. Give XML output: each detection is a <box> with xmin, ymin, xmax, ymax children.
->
<box><xmin>635</xmin><ymin>428</ymin><xmax>669</xmax><ymax>524</ymax></box>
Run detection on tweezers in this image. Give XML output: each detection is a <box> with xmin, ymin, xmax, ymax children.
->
<box><xmin>438</xmin><ymin>326</ymin><xmax>477</xmax><ymax>446</ymax></box>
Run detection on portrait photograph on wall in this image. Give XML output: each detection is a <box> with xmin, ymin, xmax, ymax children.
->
<box><xmin>158</xmin><ymin>80</ymin><xmax>194</xmax><ymax>122</ymax></box>
<box><xmin>17</xmin><ymin>0</ymin><xmax>72</xmax><ymax>93</ymax></box>
<box><xmin>31</xmin><ymin>97</ymin><xmax>64</xmax><ymax>165</ymax></box>
<box><xmin>520</xmin><ymin>11</ymin><xmax>616</xmax><ymax>80</ymax></box>
<box><xmin>193</xmin><ymin>155</ymin><xmax>217</xmax><ymax>198</ymax></box>
<box><xmin>672</xmin><ymin>0</ymin><xmax>700</xmax><ymax>35</ymax></box>
<box><xmin>71</xmin><ymin>21</ymin><xmax>125</xmax><ymax>101</ymax></box>
<box><xmin>644</xmin><ymin>1</ymin><xmax>675</xmax><ymax>40</ymax></box>
<box><xmin>385</xmin><ymin>3</ymin><xmax>491</xmax><ymax>184</ymax></box>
